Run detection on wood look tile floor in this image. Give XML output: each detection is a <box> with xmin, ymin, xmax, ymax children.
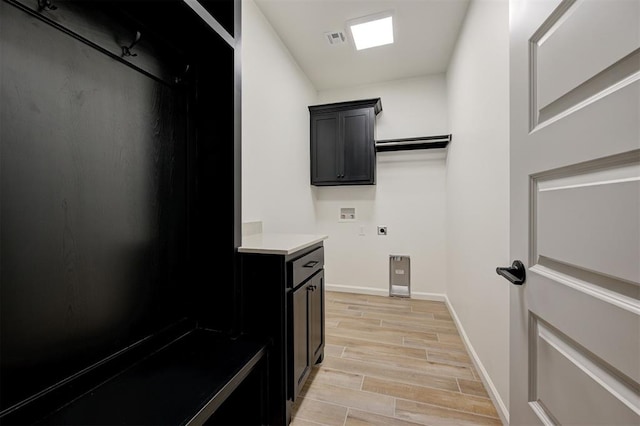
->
<box><xmin>290</xmin><ymin>291</ymin><xmax>503</xmax><ymax>426</ymax></box>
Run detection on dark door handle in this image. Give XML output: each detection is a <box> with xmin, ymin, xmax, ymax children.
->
<box><xmin>303</xmin><ymin>260</ymin><xmax>319</xmax><ymax>268</ymax></box>
<box><xmin>496</xmin><ymin>260</ymin><xmax>526</xmax><ymax>285</ymax></box>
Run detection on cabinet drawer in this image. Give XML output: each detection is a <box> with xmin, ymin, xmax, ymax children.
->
<box><xmin>290</xmin><ymin>247</ymin><xmax>324</xmax><ymax>287</ymax></box>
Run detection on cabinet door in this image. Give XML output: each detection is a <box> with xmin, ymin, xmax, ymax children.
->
<box><xmin>310</xmin><ymin>112</ymin><xmax>339</xmax><ymax>184</ymax></box>
<box><xmin>340</xmin><ymin>108</ymin><xmax>374</xmax><ymax>184</ymax></box>
<box><xmin>308</xmin><ymin>271</ymin><xmax>324</xmax><ymax>364</ymax></box>
<box><xmin>291</xmin><ymin>282</ymin><xmax>310</xmax><ymax>399</ymax></box>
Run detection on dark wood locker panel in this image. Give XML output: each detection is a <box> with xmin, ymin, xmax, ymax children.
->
<box><xmin>0</xmin><ymin>1</ymin><xmax>188</xmax><ymax>410</ymax></box>
<box><xmin>197</xmin><ymin>0</ymin><xmax>236</xmax><ymax>37</ymax></box>
<box><xmin>0</xmin><ymin>1</ymin><xmax>269</xmax><ymax>424</ymax></box>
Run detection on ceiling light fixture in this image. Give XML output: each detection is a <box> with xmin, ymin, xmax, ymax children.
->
<box><xmin>348</xmin><ymin>12</ymin><xmax>394</xmax><ymax>51</ymax></box>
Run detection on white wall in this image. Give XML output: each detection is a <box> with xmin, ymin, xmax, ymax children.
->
<box><xmin>445</xmin><ymin>0</ymin><xmax>510</xmax><ymax>421</ymax></box>
<box><xmin>316</xmin><ymin>77</ymin><xmax>448</xmax><ymax>297</ymax></box>
<box><xmin>319</xmin><ymin>76</ymin><xmax>449</xmax><ymax>140</ymax></box>
<box><xmin>243</xmin><ymin>2</ymin><xmax>511</xmax><ymax>419</ymax></box>
<box><xmin>241</xmin><ymin>0</ymin><xmax>318</xmax><ymax>233</ymax></box>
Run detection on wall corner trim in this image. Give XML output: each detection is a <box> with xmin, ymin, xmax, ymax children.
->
<box><xmin>444</xmin><ymin>295</ymin><xmax>510</xmax><ymax>425</ymax></box>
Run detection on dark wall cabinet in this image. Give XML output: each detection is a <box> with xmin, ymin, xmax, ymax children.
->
<box><xmin>240</xmin><ymin>242</ymin><xmax>325</xmax><ymax>425</ymax></box>
<box><xmin>309</xmin><ymin>98</ymin><xmax>382</xmax><ymax>186</ymax></box>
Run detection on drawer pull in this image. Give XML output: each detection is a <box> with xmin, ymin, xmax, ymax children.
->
<box><xmin>303</xmin><ymin>261</ymin><xmax>319</xmax><ymax>268</ymax></box>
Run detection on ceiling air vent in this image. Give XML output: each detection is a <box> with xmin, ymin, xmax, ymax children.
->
<box><xmin>324</xmin><ymin>31</ymin><xmax>346</xmax><ymax>46</ymax></box>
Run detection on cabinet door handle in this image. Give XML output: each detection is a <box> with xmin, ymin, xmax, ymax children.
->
<box><xmin>303</xmin><ymin>261</ymin><xmax>319</xmax><ymax>268</ymax></box>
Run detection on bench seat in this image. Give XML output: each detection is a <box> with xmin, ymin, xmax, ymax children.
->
<box><xmin>32</xmin><ymin>328</ymin><xmax>267</xmax><ymax>425</ymax></box>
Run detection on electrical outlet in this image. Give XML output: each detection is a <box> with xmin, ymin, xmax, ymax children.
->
<box><xmin>377</xmin><ymin>226</ymin><xmax>387</xmax><ymax>235</ymax></box>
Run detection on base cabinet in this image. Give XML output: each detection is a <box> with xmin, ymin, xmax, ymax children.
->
<box><xmin>240</xmin><ymin>242</ymin><xmax>325</xmax><ymax>425</ymax></box>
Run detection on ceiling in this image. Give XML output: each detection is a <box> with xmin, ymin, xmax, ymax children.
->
<box><xmin>253</xmin><ymin>0</ymin><xmax>471</xmax><ymax>91</ymax></box>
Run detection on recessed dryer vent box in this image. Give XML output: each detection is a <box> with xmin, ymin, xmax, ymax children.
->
<box><xmin>389</xmin><ymin>255</ymin><xmax>410</xmax><ymax>298</ymax></box>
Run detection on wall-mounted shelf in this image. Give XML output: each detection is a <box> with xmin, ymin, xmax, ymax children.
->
<box><xmin>375</xmin><ymin>134</ymin><xmax>451</xmax><ymax>152</ymax></box>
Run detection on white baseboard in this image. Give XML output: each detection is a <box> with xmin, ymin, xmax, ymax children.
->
<box><xmin>325</xmin><ymin>283</ymin><xmax>446</xmax><ymax>302</ymax></box>
<box><xmin>326</xmin><ymin>284</ymin><xmax>388</xmax><ymax>297</ymax></box>
<box><xmin>444</xmin><ymin>296</ymin><xmax>510</xmax><ymax>425</ymax></box>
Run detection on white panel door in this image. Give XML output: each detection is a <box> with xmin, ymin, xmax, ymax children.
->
<box><xmin>509</xmin><ymin>0</ymin><xmax>640</xmax><ymax>424</ymax></box>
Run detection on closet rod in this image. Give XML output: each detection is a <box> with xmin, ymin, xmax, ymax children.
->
<box><xmin>375</xmin><ymin>134</ymin><xmax>451</xmax><ymax>152</ymax></box>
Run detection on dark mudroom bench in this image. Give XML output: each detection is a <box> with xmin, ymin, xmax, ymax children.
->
<box><xmin>1</xmin><ymin>324</ymin><xmax>268</xmax><ymax>425</ymax></box>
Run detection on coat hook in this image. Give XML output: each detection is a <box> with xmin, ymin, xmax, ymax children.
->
<box><xmin>121</xmin><ymin>31</ymin><xmax>141</xmax><ymax>58</ymax></box>
<box><xmin>37</xmin><ymin>0</ymin><xmax>57</xmax><ymax>11</ymax></box>
<box><xmin>175</xmin><ymin>64</ymin><xmax>191</xmax><ymax>84</ymax></box>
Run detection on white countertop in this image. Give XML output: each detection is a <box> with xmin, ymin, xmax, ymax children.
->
<box><xmin>238</xmin><ymin>233</ymin><xmax>328</xmax><ymax>255</ymax></box>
